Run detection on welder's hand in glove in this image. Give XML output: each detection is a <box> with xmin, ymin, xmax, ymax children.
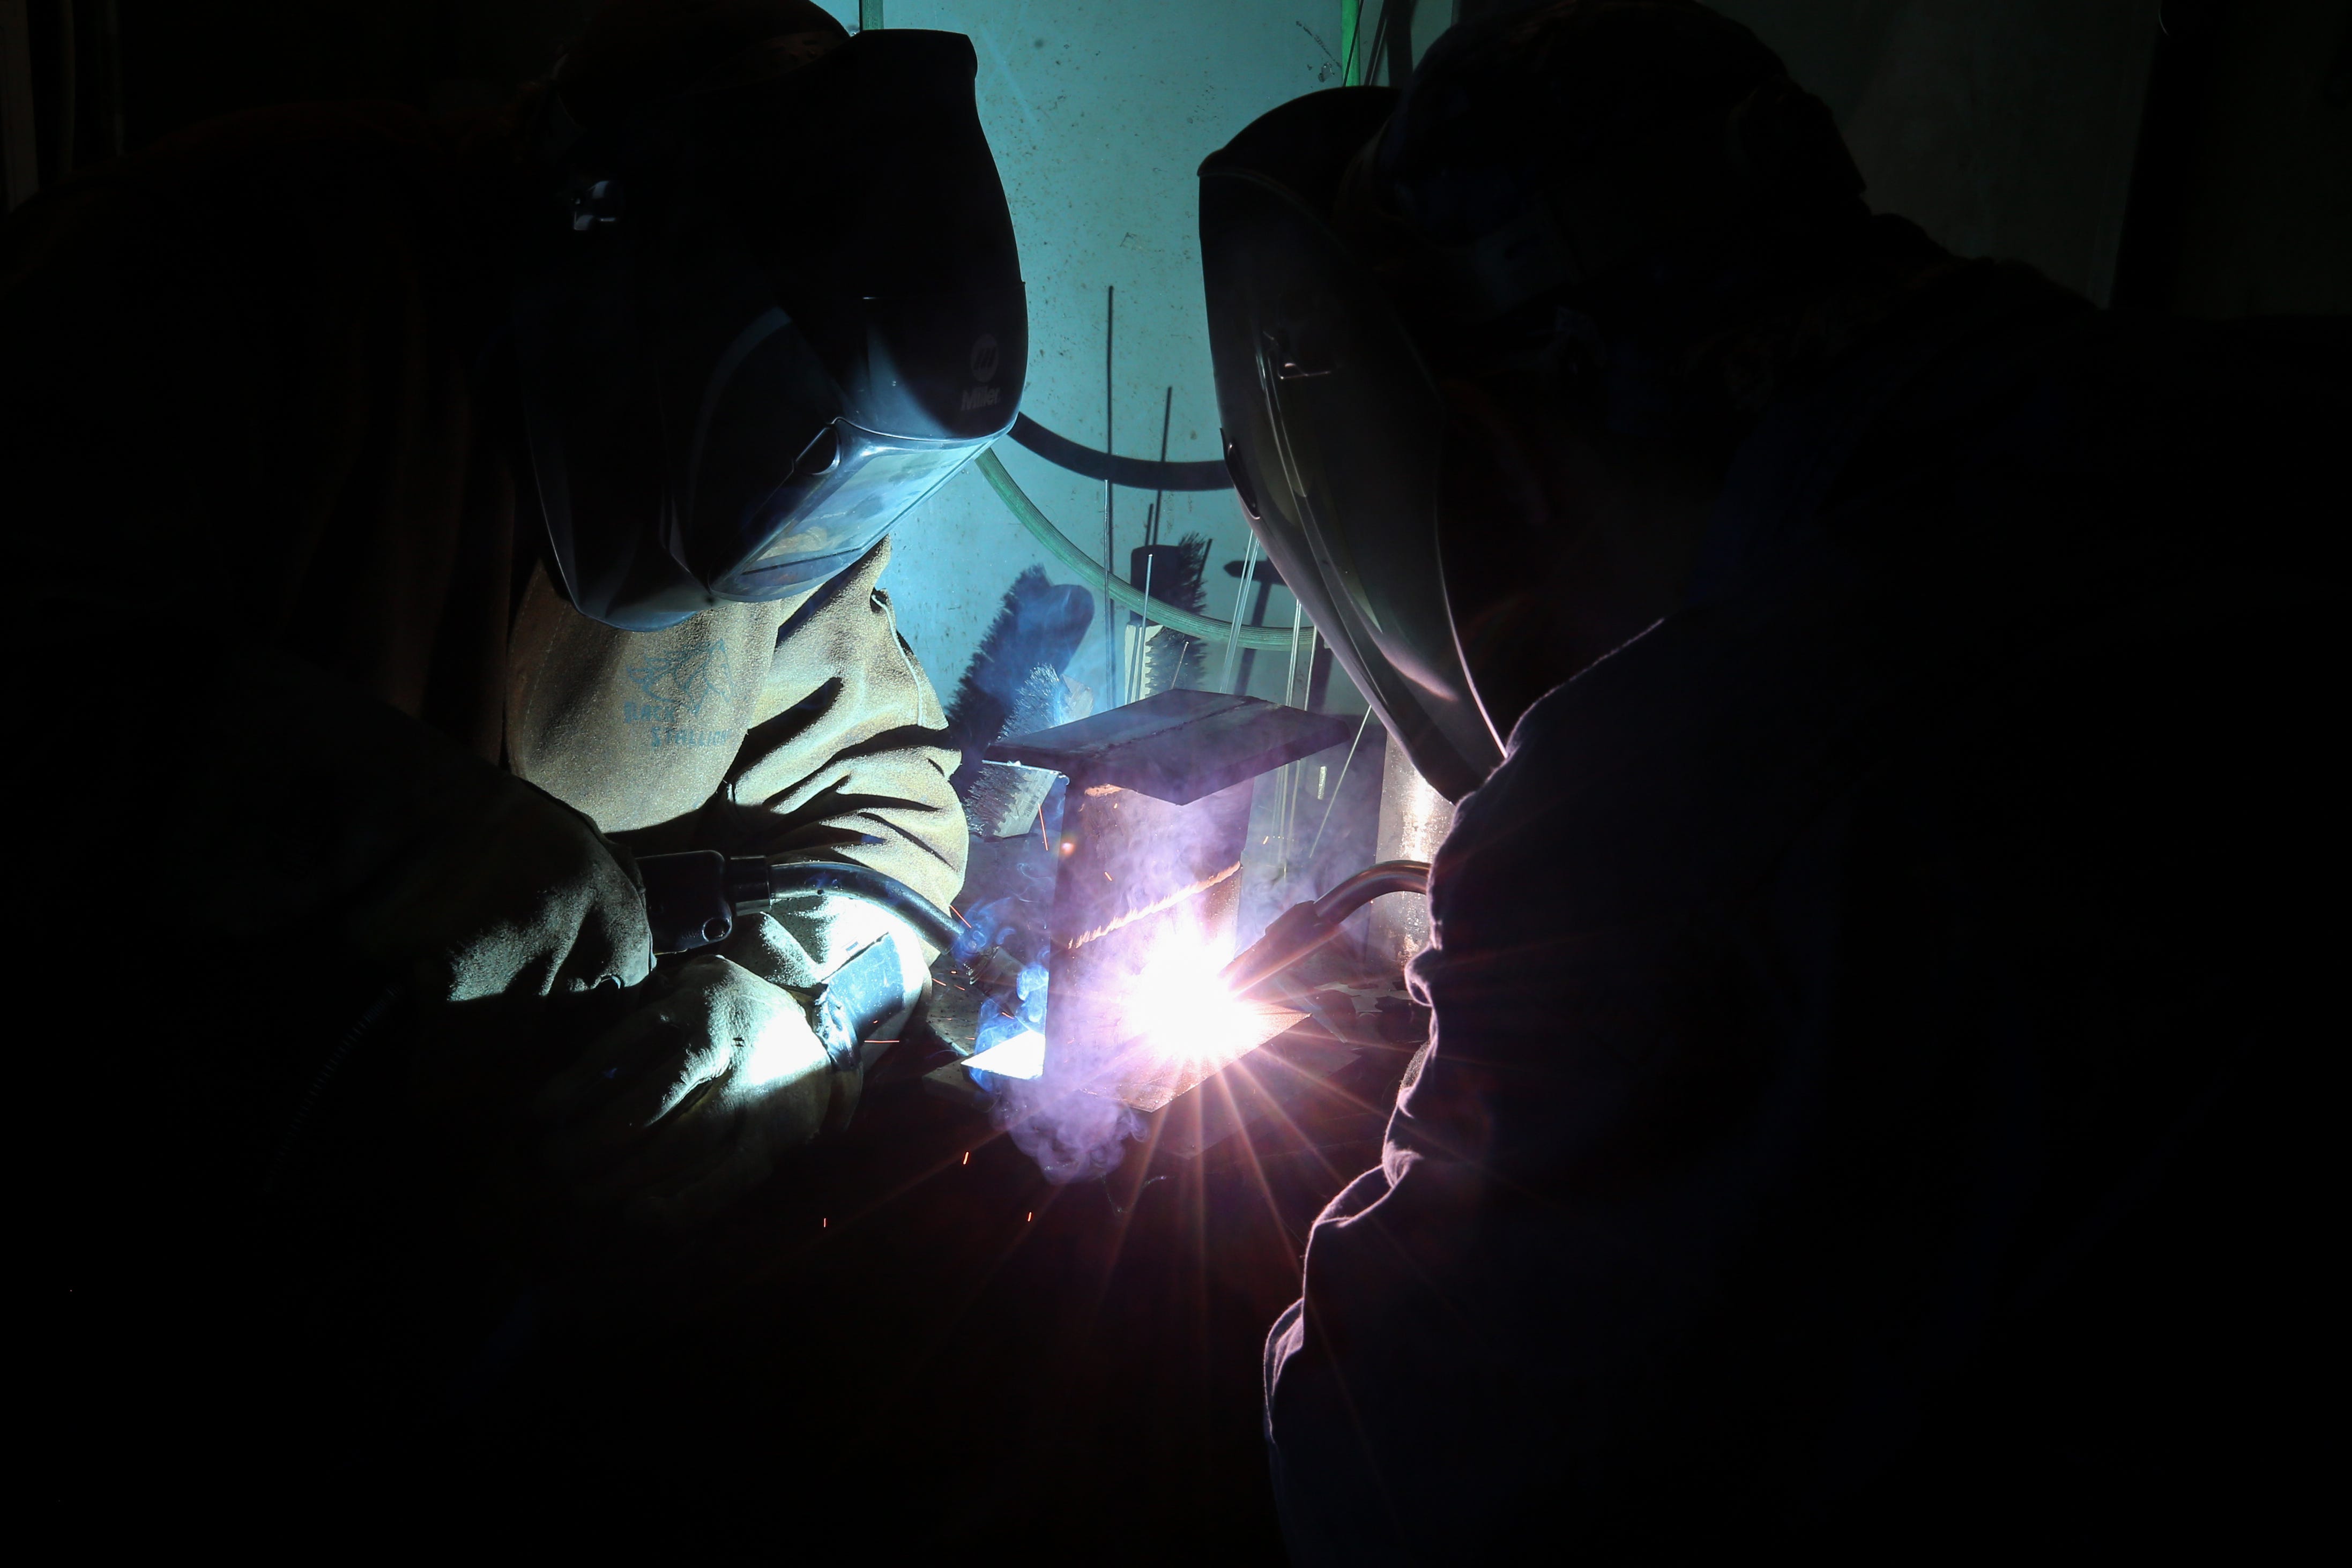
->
<box><xmin>532</xmin><ymin>931</ymin><xmax>836</xmax><ymax>1231</ymax></box>
<box><xmin>347</xmin><ymin>775</ymin><xmax>653</xmax><ymax>1004</ymax></box>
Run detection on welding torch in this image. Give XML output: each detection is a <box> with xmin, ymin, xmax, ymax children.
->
<box><xmin>635</xmin><ymin>851</ymin><xmax>976</xmax><ymax>1071</ymax></box>
<box><xmin>635</xmin><ymin>850</ymin><xmax>970</xmax><ymax>957</ymax></box>
<box><xmin>1220</xmin><ymin>860</ymin><xmax>1432</xmax><ymax>999</ymax></box>
<box><xmin>633</xmin><ymin>853</ymin><xmax>1430</xmax><ymax>1073</ymax></box>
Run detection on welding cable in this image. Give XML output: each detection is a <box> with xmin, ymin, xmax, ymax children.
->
<box><xmin>975</xmin><ymin>450</ymin><xmax>1297</xmax><ymax>650</ymax></box>
<box><xmin>1220</xmin><ymin>858</ymin><xmax>1432</xmax><ymax>998</ymax></box>
<box><xmin>1007</xmin><ymin>413</ymin><xmax>1233</xmax><ymax>491</ymax></box>
<box><xmin>735</xmin><ymin>860</ymin><xmax>972</xmax><ymax>953</ymax></box>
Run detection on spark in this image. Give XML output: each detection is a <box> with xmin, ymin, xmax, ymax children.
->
<box><xmin>1092</xmin><ymin>936</ymin><xmax>1304</xmax><ymax>1110</ymax></box>
<box><xmin>962</xmin><ymin>1151</ymin><xmax>971</xmax><ymax>1165</ymax></box>
<box><xmin>963</xmin><ymin>1027</ymin><xmax>1045</xmax><ymax>1079</ymax></box>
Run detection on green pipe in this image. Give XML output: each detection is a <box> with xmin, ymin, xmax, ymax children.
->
<box><xmin>973</xmin><ymin>449</ymin><xmax>1299</xmax><ymax>651</ymax></box>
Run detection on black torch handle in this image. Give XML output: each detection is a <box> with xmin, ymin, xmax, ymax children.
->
<box><xmin>638</xmin><ymin>850</ymin><xmax>972</xmax><ymax>957</ymax></box>
<box><xmin>727</xmin><ymin>859</ymin><xmax>971</xmax><ymax>953</ymax></box>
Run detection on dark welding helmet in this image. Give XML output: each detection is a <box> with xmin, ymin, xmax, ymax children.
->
<box><xmin>1199</xmin><ymin>88</ymin><xmax>1504</xmax><ymax>801</ymax></box>
<box><xmin>512</xmin><ymin>29</ymin><xmax>1026</xmax><ymax>630</ymax></box>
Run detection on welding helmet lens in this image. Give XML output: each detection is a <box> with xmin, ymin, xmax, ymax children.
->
<box><xmin>703</xmin><ymin>415</ymin><xmax>982</xmax><ymax>597</ymax></box>
<box><xmin>1201</xmin><ymin>103</ymin><xmax>1504</xmax><ymax>800</ymax></box>
<box><xmin>514</xmin><ymin>30</ymin><xmax>1025</xmax><ymax>630</ymax></box>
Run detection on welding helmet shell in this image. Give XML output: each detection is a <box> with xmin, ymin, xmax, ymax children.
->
<box><xmin>512</xmin><ymin>29</ymin><xmax>1026</xmax><ymax>630</ymax></box>
<box><xmin>1200</xmin><ymin>88</ymin><xmax>1504</xmax><ymax>802</ymax></box>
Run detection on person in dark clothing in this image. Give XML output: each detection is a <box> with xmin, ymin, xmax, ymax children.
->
<box><xmin>1201</xmin><ymin>2</ymin><xmax>2344</xmax><ymax>1557</ymax></box>
<box><xmin>5</xmin><ymin>0</ymin><xmax>1024</xmax><ymax>1496</ymax></box>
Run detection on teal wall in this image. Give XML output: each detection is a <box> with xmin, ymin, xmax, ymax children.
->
<box><xmin>851</xmin><ymin>1</ymin><xmax>2175</xmax><ymax>708</ymax></box>
<box><xmin>815</xmin><ymin>1</ymin><xmax>1338</xmax><ymax>711</ymax></box>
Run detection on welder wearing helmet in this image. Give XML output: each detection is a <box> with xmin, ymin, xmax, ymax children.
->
<box><xmin>5</xmin><ymin>0</ymin><xmax>1018</xmax><ymax>1454</ymax></box>
<box><xmin>1203</xmin><ymin>2</ymin><xmax>2344</xmax><ymax>1558</ymax></box>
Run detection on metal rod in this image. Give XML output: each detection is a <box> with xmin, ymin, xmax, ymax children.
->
<box><xmin>1307</xmin><ymin>708</ymin><xmax>1375</xmax><ymax>865</ymax></box>
<box><xmin>1149</xmin><ymin>385</ymin><xmax>1173</xmax><ymax>549</ymax></box>
<box><xmin>1132</xmin><ymin>552</ymin><xmax>1156</xmax><ymax>703</ymax></box>
<box><xmin>1283</xmin><ymin>595</ymin><xmax>1306</xmax><ymax>708</ymax></box>
<box><xmin>1235</xmin><ymin>571</ymin><xmax>1275</xmax><ymax>695</ymax></box>
<box><xmin>1104</xmin><ymin>284</ymin><xmax>1116</xmax><ymax>704</ymax></box>
<box><xmin>1218</xmin><ymin>532</ymin><xmax>1260</xmax><ymax>692</ymax></box>
<box><xmin>1277</xmin><ymin>597</ymin><xmax>1307</xmax><ymax>875</ymax></box>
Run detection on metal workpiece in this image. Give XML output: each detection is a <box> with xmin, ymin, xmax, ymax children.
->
<box><xmin>920</xmin><ymin>943</ymin><xmax>1025</xmax><ymax>1057</ymax></box>
<box><xmin>1045</xmin><ymin>775</ymin><xmax>1256</xmax><ymax>1074</ymax></box>
<box><xmin>944</xmin><ymin>687</ymin><xmax>1351</xmax><ymax>1100</ymax></box>
<box><xmin>985</xmin><ymin>688</ymin><xmax>1352</xmax><ymax>805</ymax></box>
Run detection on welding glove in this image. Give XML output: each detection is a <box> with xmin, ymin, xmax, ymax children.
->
<box><xmin>531</xmin><ymin>928</ymin><xmax>830</xmax><ymax>1231</ymax></box>
<box><xmin>529</xmin><ymin>907</ymin><xmax>925</xmax><ymax>1229</ymax></box>
<box><xmin>346</xmin><ymin>773</ymin><xmax>653</xmax><ymax>1005</ymax></box>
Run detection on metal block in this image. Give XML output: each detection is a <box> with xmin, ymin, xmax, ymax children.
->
<box><xmin>986</xmin><ymin>688</ymin><xmax>1352</xmax><ymax>805</ymax></box>
<box><xmin>975</xmin><ymin>690</ymin><xmax>1352</xmax><ymax>1098</ymax></box>
<box><xmin>1044</xmin><ymin>775</ymin><xmax>1253</xmax><ymax>1077</ymax></box>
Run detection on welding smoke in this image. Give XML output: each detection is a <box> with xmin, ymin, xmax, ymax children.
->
<box><xmin>993</xmin><ymin>1080</ymin><xmax>1145</xmax><ymax>1184</ymax></box>
<box><xmin>978</xmin><ymin>956</ymin><xmax>1147</xmax><ymax>1181</ymax></box>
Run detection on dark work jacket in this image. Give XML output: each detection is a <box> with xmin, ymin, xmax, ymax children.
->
<box><xmin>1265</xmin><ymin>264</ymin><xmax>2347</xmax><ymax>1561</ymax></box>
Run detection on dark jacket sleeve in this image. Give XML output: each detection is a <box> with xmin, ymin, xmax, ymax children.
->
<box><xmin>1263</xmin><ymin>326</ymin><xmax>2349</xmax><ymax>1559</ymax></box>
<box><xmin>1265</xmin><ymin>595</ymin><xmax>1924</xmax><ymax>1562</ymax></box>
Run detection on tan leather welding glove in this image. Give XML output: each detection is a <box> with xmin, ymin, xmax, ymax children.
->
<box><xmin>346</xmin><ymin>774</ymin><xmax>653</xmax><ymax>1004</ymax></box>
<box><xmin>530</xmin><ymin>939</ymin><xmax>833</xmax><ymax>1231</ymax></box>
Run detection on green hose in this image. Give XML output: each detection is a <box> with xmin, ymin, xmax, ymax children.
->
<box><xmin>974</xmin><ymin>449</ymin><xmax>1299</xmax><ymax>651</ymax></box>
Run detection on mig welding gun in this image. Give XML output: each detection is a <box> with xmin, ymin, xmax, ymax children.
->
<box><xmin>635</xmin><ymin>851</ymin><xmax>972</xmax><ymax>1074</ymax></box>
<box><xmin>635</xmin><ymin>852</ymin><xmax>1433</xmax><ymax>1073</ymax></box>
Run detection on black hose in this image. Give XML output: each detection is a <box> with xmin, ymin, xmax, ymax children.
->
<box><xmin>1008</xmin><ymin>414</ymin><xmax>1233</xmax><ymax>492</ymax></box>
<box><xmin>1310</xmin><ymin>860</ymin><xmax>1432</xmax><ymax>923</ymax></box>
<box><xmin>753</xmin><ymin>860</ymin><xmax>972</xmax><ymax>952</ymax></box>
<box><xmin>1220</xmin><ymin>860</ymin><xmax>1431</xmax><ymax>997</ymax></box>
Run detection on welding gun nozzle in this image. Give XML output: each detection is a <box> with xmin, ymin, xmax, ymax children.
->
<box><xmin>1219</xmin><ymin>860</ymin><xmax>1432</xmax><ymax>998</ymax></box>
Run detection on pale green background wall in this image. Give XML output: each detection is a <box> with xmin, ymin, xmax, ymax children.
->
<box><xmin>810</xmin><ymin>1</ymin><xmax>1337</xmax><ymax>713</ymax></box>
<box><xmin>844</xmin><ymin>1</ymin><xmax>2177</xmax><ymax>704</ymax></box>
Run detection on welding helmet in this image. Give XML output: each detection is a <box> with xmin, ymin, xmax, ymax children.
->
<box><xmin>512</xmin><ymin>29</ymin><xmax>1026</xmax><ymax>630</ymax></box>
<box><xmin>1202</xmin><ymin>7</ymin><xmax>1864</xmax><ymax>799</ymax></box>
<box><xmin>1199</xmin><ymin>88</ymin><xmax>1504</xmax><ymax>801</ymax></box>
